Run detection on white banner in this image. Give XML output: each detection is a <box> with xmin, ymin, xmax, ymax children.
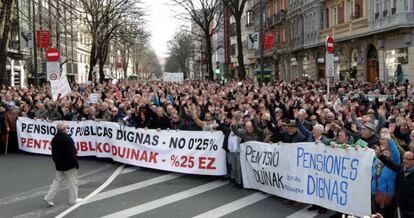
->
<box><xmin>240</xmin><ymin>142</ymin><xmax>375</xmax><ymax>217</ymax></box>
<box><xmin>17</xmin><ymin>117</ymin><xmax>226</xmax><ymax>176</ymax></box>
<box><xmin>50</xmin><ymin>75</ymin><xmax>71</xmax><ymax>101</ymax></box>
<box><xmin>163</xmin><ymin>72</ymin><xmax>184</xmax><ymax>83</ymax></box>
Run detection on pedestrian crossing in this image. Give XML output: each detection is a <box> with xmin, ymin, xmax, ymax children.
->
<box><xmin>3</xmin><ymin>164</ymin><xmax>334</xmax><ymax>218</ymax></box>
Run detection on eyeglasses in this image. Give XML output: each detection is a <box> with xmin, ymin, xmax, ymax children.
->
<box><xmin>368</xmin><ymin>112</ymin><xmax>375</xmax><ymax>114</ymax></box>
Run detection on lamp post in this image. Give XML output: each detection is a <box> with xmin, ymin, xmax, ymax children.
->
<box><xmin>32</xmin><ymin>0</ymin><xmax>39</xmax><ymax>87</ymax></box>
<box><xmin>259</xmin><ymin>0</ymin><xmax>264</xmax><ymax>85</ymax></box>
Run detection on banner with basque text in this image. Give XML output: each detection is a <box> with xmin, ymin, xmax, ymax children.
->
<box><xmin>17</xmin><ymin>117</ymin><xmax>226</xmax><ymax>176</ymax></box>
<box><xmin>240</xmin><ymin>141</ymin><xmax>375</xmax><ymax>217</ymax></box>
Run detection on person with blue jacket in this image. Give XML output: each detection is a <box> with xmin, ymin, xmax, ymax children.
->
<box><xmin>371</xmin><ymin>130</ymin><xmax>400</xmax><ymax>218</ymax></box>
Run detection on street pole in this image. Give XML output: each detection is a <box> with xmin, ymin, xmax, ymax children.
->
<box><xmin>32</xmin><ymin>0</ymin><xmax>39</xmax><ymax>87</ymax></box>
<box><xmin>259</xmin><ymin>0</ymin><xmax>264</xmax><ymax>85</ymax></box>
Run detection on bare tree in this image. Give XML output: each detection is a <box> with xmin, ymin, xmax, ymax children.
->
<box><xmin>164</xmin><ymin>56</ymin><xmax>180</xmax><ymax>72</ymax></box>
<box><xmin>167</xmin><ymin>31</ymin><xmax>193</xmax><ymax>78</ymax></box>
<box><xmin>115</xmin><ymin>20</ymin><xmax>150</xmax><ymax>78</ymax></box>
<box><xmin>171</xmin><ymin>0</ymin><xmax>223</xmax><ymax>80</ymax></box>
<box><xmin>77</xmin><ymin>0</ymin><xmax>145</xmax><ymax>82</ymax></box>
<box><xmin>0</xmin><ymin>0</ymin><xmax>16</xmax><ymax>86</ymax></box>
<box><xmin>223</xmin><ymin>0</ymin><xmax>247</xmax><ymax>80</ymax></box>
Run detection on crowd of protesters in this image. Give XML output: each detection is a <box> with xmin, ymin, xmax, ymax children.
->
<box><xmin>0</xmin><ymin>78</ymin><xmax>413</xmax><ymax>218</ymax></box>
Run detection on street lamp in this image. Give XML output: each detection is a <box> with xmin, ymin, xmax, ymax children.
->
<box><xmin>259</xmin><ymin>0</ymin><xmax>264</xmax><ymax>85</ymax></box>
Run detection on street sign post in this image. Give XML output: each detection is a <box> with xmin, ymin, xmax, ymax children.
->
<box><xmin>46</xmin><ymin>61</ymin><xmax>60</xmax><ymax>81</ymax></box>
<box><xmin>325</xmin><ymin>36</ymin><xmax>335</xmax><ymax>100</ymax></box>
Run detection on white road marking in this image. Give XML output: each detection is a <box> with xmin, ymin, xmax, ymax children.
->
<box><xmin>55</xmin><ymin>164</ymin><xmax>125</xmax><ymax>218</ymax></box>
<box><xmin>120</xmin><ymin>167</ymin><xmax>140</xmax><ymax>175</ymax></box>
<box><xmin>193</xmin><ymin>192</ymin><xmax>269</xmax><ymax>218</ymax></box>
<box><xmin>0</xmin><ymin>163</ymin><xmax>113</xmax><ymax>206</ymax></box>
<box><xmin>284</xmin><ymin>206</ymin><xmax>319</xmax><ymax>218</ymax></box>
<box><xmin>85</xmin><ymin>173</ymin><xmax>182</xmax><ymax>204</ymax></box>
<box><xmin>102</xmin><ymin>180</ymin><xmax>229</xmax><ymax>218</ymax></box>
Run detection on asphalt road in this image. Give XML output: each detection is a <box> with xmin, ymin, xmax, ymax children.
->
<box><xmin>0</xmin><ymin>153</ymin><xmax>333</xmax><ymax>218</ymax></box>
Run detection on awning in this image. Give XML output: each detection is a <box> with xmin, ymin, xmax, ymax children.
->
<box><xmin>254</xmin><ymin>67</ymin><xmax>273</xmax><ymax>73</ymax></box>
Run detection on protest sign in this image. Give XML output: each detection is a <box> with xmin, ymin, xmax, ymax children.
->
<box><xmin>163</xmin><ymin>72</ymin><xmax>184</xmax><ymax>83</ymax></box>
<box><xmin>87</xmin><ymin>93</ymin><xmax>99</xmax><ymax>104</ymax></box>
<box><xmin>50</xmin><ymin>75</ymin><xmax>71</xmax><ymax>101</ymax></box>
<box><xmin>240</xmin><ymin>141</ymin><xmax>375</xmax><ymax>217</ymax></box>
<box><xmin>17</xmin><ymin>117</ymin><xmax>226</xmax><ymax>176</ymax></box>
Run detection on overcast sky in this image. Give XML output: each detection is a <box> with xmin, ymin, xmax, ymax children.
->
<box><xmin>144</xmin><ymin>0</ymin><xmax>188</xmax><ymax>60</ymax></box>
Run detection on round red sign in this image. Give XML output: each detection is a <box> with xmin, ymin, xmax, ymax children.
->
<box><xmin>325</xmin><ymin>36</ymin><xmax>334</xmax><ymax>53</ymax></box>
<box><xmin>50</xmin><ymin>73</ymin><xmax>58</xmax><ymax>80</ymax></box>
<box><xmin>46</xmin><ymin>48</ymin><xmax>60</xmax><ymax>61</ymax></box>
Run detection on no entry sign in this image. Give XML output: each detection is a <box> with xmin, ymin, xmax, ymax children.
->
<box><xmin>46</xmin><ymin>48</ymin><xmax>60</xmax><ymax>61</ymax></box>
<box><xmin>325</xmin><ymin>36</ymin><xmax>334</xmax><ymax>53</ymax></box>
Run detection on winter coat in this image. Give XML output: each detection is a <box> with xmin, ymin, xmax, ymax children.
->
<box><xmin>51</xmin><ymin>132</ymin><xmax>79</xmax><ymax>171</ymax></box>
<box><xmin>371</xmin><ymin>139</ymin><xmax>400</xmax><ymax>196</ymax></box>
<box><xmin>281</xmin><ymin>130</ymin><xmax>307</xmax><ymax>143</ymax></box>
<box><xmin>379</xmin><ymin>155</ymin><xmax>414</xmax><ymax>214</ymax></box>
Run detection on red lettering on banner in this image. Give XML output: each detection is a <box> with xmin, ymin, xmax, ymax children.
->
<box><xmin>199</xmin><ymin>157</ymin><xmax>206</xmax><ymax>169</ymax></box>
<box><xmin>207</xmin><ymin>157</ymin><xmax>216</xmax><ymax>169</ymax></box>
<box><xmin>149</xmin><ymin>152</ymin><xmax>158</xmax><ymax>163</ymax></box>
<box><xmin>139</xmin><ymin>151</ymin><xmax>148</xmax><ymax>162</ymax></box>
<box><xmin>20</xmin><ymin>138</ymin><xmax>51</xmax><ymax>150</ymax></box>
<box><xmin>103</xmin><ymin>143</ymin><xmax>110</xmax><ymax>153</ymax></box>
<box><xmin>112</xmin><ymin>145</ymin><xmax>117</xmax><ymax>156</ymax></box>
<box><xmin>80</xmin><ymin>142</ymin><xmax>89</xmax><ymax>151</ymax></box>
<box><xmin>27</xmin><ymin>138</ymin><xmax>33</xmax><ymax>148</ymax></box>
<box><xmin>131</xmin><ymin>149</ymin><xmax>140</xmax><ymax>160</ymax></box>
<box><xmin>96</xmin><ymin>142</ymin><xmax>102</xmax><ymax>152</ymax></box>
<box><xmin>118</xmin><ymin>147</ymin><xmax>127</xmax><ymax>158</ymax></box>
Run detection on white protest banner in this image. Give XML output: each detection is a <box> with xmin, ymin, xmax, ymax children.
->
<box><xmin>163</xmin><ymin>72</ymin><xmax>184</xmax><ymax>83</ymax></box>
<box><xmin>240</xmin><ymin>141</ymin><xmax>375</xmax><ymax>217</ymax></box>
<box><xmin>17</xmin><ymin>117</ymin><xmax>226</xmax><ymax>176</ymax></box>
<box><xmin>50</xmin><ymin>75</ymin><xmax>71</xmax><ymax>101</ymax></box>
<box><xmin>87</xmin><ymin>93</ymin><xmax>99</xmax><ymax>104</ymax></box>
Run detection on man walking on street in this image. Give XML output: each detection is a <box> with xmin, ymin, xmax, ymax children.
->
<box><xmin>44</xmin><ymin>122</ymin><xmax>82</xmax><ymax>206</ymax></box>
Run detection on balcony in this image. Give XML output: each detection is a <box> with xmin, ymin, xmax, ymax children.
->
<box><xmin>266</xmin><ymin>10</ymin><xmax>287</xmax><ymax>29</ymax></box>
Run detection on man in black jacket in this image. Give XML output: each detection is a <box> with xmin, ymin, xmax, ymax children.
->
<box><xmin>378</xmin><ymin>150</ymin><xmax>414</xmax><ymax>218</ymax></box>
<box><xmin>44</xmin><ymin>122</ymin><xmax>82</xmax><ymax>206</ymax></box>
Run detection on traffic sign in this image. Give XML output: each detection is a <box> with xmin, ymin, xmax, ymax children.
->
<box><xmin>46</xmin><ymin>61</ymin><xmax>60</xmax><ymax>81</ymax></box>
<box><xmin>45</xmin><ymin>48</ymin><xmax>60</xmax><ymax>61</ymax></box>
<box><xmin>326</xmin><ymin>53</ymin><xmax>334</xmax><ymax>77</ymax></box>
<box><xmin>325</xmin><ymin>36</ymin><xmax>334</xmax><ymax>53</ymax></box>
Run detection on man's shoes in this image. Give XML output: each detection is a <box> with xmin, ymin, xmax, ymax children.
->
<box><xmin>43</xmin><ymin>197</ymin><xmax>54</xmax><ymax>207</ymax></box>
<box><xmin>307</xmin><ymin>205</ymin><xmax>320</xmax><ymax>211</ymax></box>
<box><xmin>318</xmin><ymin>208</ymin><xmax>327</xmax><ymax>214</ymax></box>
<box><xmin>69</xmin><ymin>198</ymin><xmax>83</xmax><ymax>205</ymax></box>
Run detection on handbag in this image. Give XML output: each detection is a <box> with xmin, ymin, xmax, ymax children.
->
<box><xmin>374</xmin><ymin>191</ymin><xmax>393</xmax><ymax>209</ymax></box>
<box><xmin>374</xmin><ymin>161</ymin><xmax>394</xmax><ymax>209</ymax></box>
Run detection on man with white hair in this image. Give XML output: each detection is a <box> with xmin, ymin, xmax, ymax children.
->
<box><xmin>44</xmin><ymin>122</ymin><xmax>82</xmax><ymax>206</ymax></box>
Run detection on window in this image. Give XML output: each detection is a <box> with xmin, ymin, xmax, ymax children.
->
<box><xmin>333</xmin><ymin>6</ymin><xmax>337</xmax><ymax>26</ymax></box>
<box><xmin>326</xmin><ymin>8</ymin><xmax>330</xmax><ymax>28</ymax></box>
<box><xmin>338</xmin><ymin>2</ymin><xmax>345</xmax><ymax>24</ymax></box>
<box><xmin>375</xmin><ymin>0</ymin><xmax>382</xmax><ymax>14</ymax></box>
<box><xmin>321</xmin><ymin>10</ymin><xmax>325</xmax><ymax>29</ymax></box>
<box><xmin>354</xmin><ymin>0</ymin><xmax>363</xmax><ymax>18</ymax></box>
<box><xmin>246</xmin><ymin>10</ymin><xmax>253</xmax><ymax>26</ymax></box>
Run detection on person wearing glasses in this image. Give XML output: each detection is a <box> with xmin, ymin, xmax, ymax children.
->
<box><xmin>377</xmin><ymin>148</ymin><xmax>414</xmax><ymax>218</ymax></box>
